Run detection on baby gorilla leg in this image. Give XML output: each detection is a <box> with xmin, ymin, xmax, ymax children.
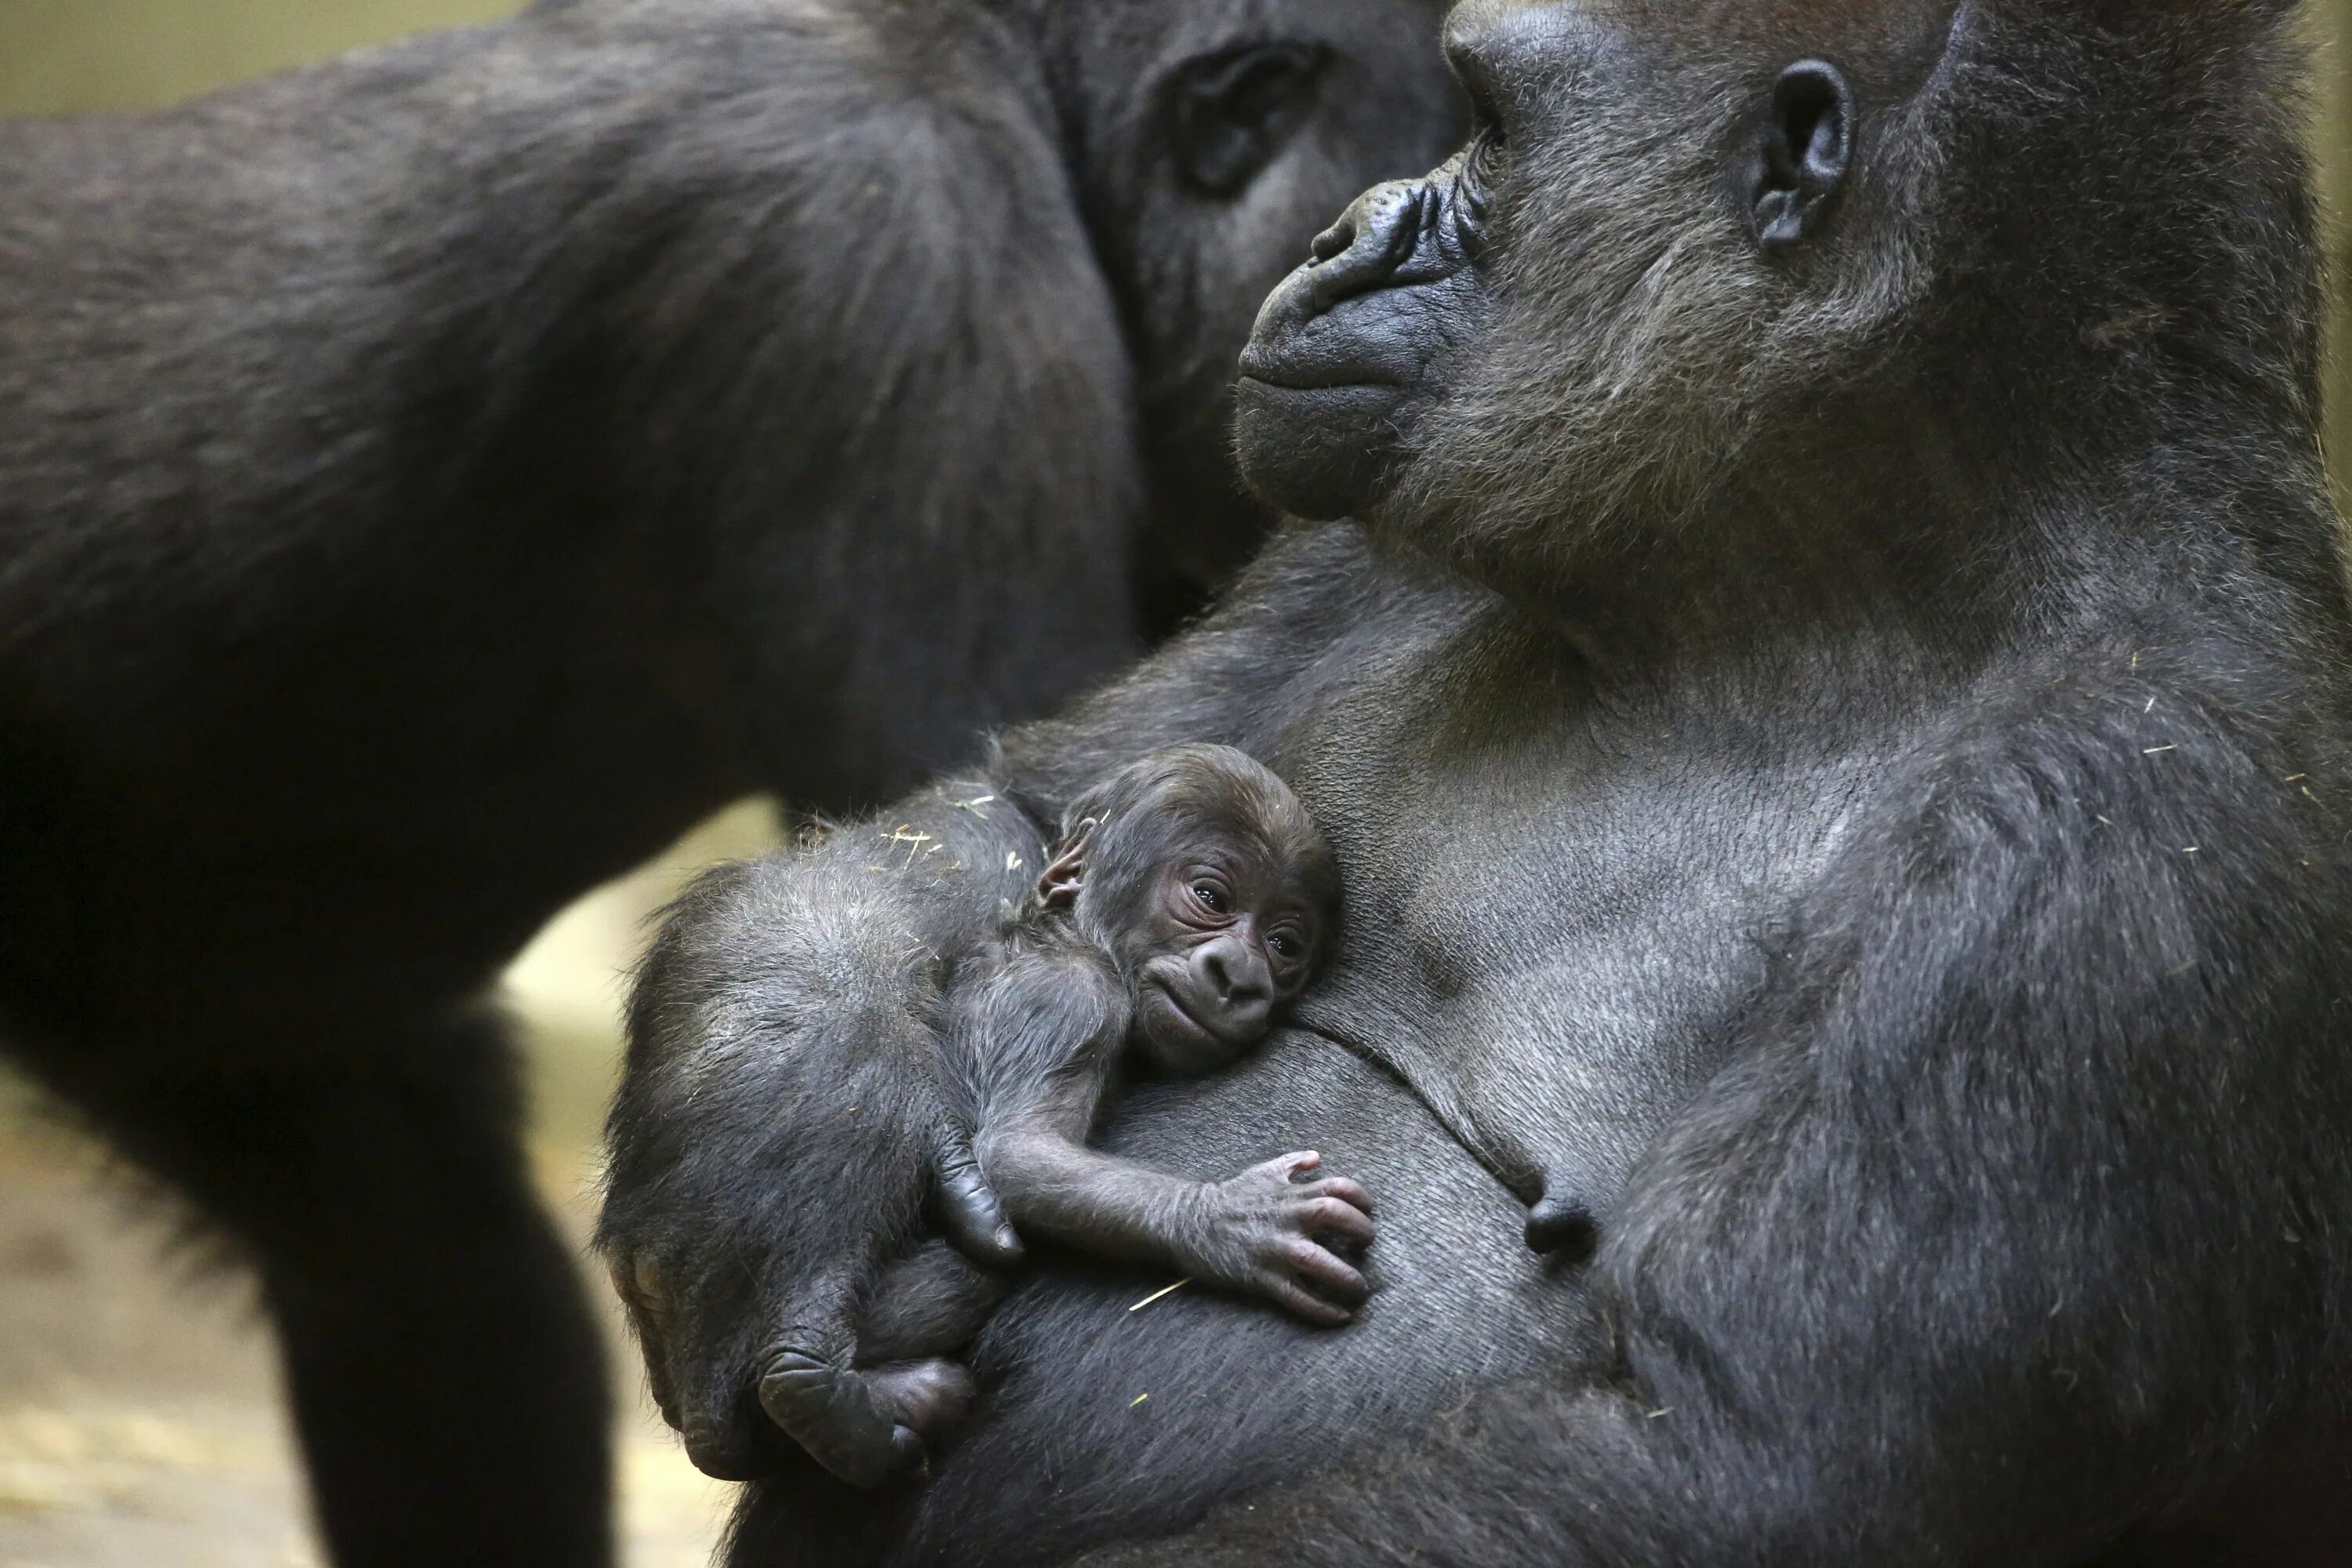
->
<box><xmin>762</xmin><ymin>1242</ymin><xmax>1006</xmax><ymax>1486</ymax></box>
<box><xmin>859</xmin><ymin>1239</ymin><xmax>1008</xmax><ymax>1360</ymax></box>
<box><xmin>861</xmin><ymin>1360</ymin><xmax>977</xmax><ymax>1441</ymax></box>
<box><xmin>857</xmin><ymin>1241</ymin><xmax>1005</xmax><ymax>1449</ymax></box>
<box><xmin>758</xmin><ymin>1263</ymin><xmax>918</xmax><ymax>1487</ymax></box>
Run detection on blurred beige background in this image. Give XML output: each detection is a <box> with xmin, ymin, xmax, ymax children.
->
<box><xmin>0</xmin><ymin>2</ymin><xmax>2348</xmax><ymax>1566</ymax></box>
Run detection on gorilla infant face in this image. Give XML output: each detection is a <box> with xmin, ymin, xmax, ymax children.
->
<box><xmin>1038</xmin><ymin>745</ymin><xmax>1339</xmax><ymax>1076</ymax></box>
<box><xmin>1123</xmin><ymin>839</ymin><xmax>1329</xmax><ymax>1074</ymax></box>
<box><xmin>1237</xmin><ymin>0</ymin><xmax>1963</xmax><ymax>574</ymax></box>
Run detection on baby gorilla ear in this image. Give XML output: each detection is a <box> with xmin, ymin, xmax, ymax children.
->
<box><xmin>1749</xmin><ymin>60</ymin><xmax>1854</xmax><ymax>251</ymax></box>
<box><xmin>1036</xmin><ymin>818</ymin><xmax>1098</xmax><ymax>910</ymax></box>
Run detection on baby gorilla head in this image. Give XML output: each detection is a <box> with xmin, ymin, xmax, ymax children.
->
<box><xmin>1035</xmin><ymin>743</ymin><xmax>1340</xmax><ymax>1073</ymax></box>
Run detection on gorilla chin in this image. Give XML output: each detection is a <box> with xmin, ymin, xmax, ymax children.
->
<box><xmin>1232</xmin><ymin>377</ymin><xmax>1412</xmax><ymax>521</ymax></box>
<box><xmin>1235</xmin><ymin>165</ymin><xmax>1486</xmax><ymax>521</ymax></box>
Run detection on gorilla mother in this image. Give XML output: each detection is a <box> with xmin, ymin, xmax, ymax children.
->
<box><xmin>604</xmin><ymin>0</ymin><xmax>2352</xmax><ymax>1561</ymax></box>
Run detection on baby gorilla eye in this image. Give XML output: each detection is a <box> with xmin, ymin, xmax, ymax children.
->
<box><xmin>1268</xmin><ymin>931</ymin><xmax>1301</xmax><ymax>959</ymax></box>
<box><xmin>1192</xmin><ymin>882</ymin><xmax>1228</xmax><ymax>913</ymax></box>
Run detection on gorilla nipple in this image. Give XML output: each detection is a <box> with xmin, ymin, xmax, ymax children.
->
<box><xmin>1524</xmin><ymin>1189</ymin><xmax>1599</xmax><ymax>1261</ymax></box>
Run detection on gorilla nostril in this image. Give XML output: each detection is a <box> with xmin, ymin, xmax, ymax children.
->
<box><xmin>1300</xmin><ymin>181</ymin><xmax>1433</xmax><ymax>314</ymax></box>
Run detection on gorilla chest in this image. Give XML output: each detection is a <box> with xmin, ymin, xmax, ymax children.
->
<box><xmin>1278</xmin><ymin>634</ymin><xmax>1877</xmax><ymax>1202</ymax></box>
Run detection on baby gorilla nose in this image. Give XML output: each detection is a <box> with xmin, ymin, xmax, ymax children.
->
<box><xmin>1193</xmin><ymin>935</ymin><xmax>1272</xmax><ymax>1036</ymax></box>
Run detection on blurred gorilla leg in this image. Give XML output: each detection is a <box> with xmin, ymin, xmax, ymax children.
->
<box><xmin>69</xmin><ymin>1011</ymin><xmax>610</xmax><ymax>1568</ymax></box>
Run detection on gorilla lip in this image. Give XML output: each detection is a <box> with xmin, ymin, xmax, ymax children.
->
<box><xmin>1234</xmin><ymin>358</ymin><xmax>1406</xmax><ymax>395</ymax></box>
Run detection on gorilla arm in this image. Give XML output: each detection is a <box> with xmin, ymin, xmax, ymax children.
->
<box><xmin>597</xmin><ymin>523</ymin><xmax>1401</xmax><ymax>1479</ymax></box>
<box><xmin>1083</xmin><ymin>654</ymin><xmax>2350</xmax><ymax>1567</ymax></box>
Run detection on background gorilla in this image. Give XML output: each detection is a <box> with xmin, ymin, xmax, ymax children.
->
<box><xmin>607</xmin><ymin>0</ymin><xmax>2352</xmax><ymax>1563</ymax></box>
<box><xmin>0</xmin><ymin>1</ymin><xmax>1461</xmax><ymax>1562</ymax></box>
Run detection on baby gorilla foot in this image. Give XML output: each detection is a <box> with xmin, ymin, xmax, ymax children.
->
<box><xmin>864</xmin><ymin>1358</ymin><xmax>976</xmax><ymax>1443</ymax></box>
<box><xmin>757</xmin><ymin>1347</ymin><xmax>924</xmax><ymax>1488</ymax></box>
<box><xmin>1193</xmin><ymin>1151</ymin><xmax>1376</xmax><ymax>1325</ymax></box>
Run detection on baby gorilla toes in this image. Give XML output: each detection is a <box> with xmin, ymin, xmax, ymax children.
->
<box><xmin>1200</xmin><ymin>1151</ymin><xmax>1377</xmax><ymax>1324</ymax></box>
<box><xmin>865</xmin><ymin>1358</ymin><xmax>976</xmax><ymax>1440</ymax></box>
<box><xmin>757</xmin><ymin>1348</ymin><xmax>924</xmax><ymax>1488</ymax></box>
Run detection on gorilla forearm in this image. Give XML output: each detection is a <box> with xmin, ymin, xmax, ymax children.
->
<box><xmin>989</xmin><ymin>521</ymin><xmax>1429</xmax><ymax>808</ymax></box>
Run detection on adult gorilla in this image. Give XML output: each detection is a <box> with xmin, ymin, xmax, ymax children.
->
<box><xmin>608</xmin><ymin>0</ymin><xmax>2352</xmax><ymax>1561</ymax></box>
<box><xmin>0</xmin><ymin>2</ymin><xmax>1460</xmax><ymax>1563</ymax></box>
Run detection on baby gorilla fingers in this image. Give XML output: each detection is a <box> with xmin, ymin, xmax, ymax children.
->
<box><xmin>1193</xmin><ymin>1151</ymin><xmax>1376</xmax><ymax>1324</ymax></box>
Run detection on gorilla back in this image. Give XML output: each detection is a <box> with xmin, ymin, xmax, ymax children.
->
<box><xmin>614</xmin><ymin>1</ymin><xmax>2352</xmax><ymax>1563</ymax></box>
<box><xmin>0</xmin><ymin>2</ymin><xmax>1459</xmax><ymax>1564</ymax></box>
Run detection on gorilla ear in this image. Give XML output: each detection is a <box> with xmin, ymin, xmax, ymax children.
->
<box><xmin>1172</xmin><ymin>42</ymin><xmax>1329</xmax><ymax>197</ymax></box>
<box><xmin>1749</xmin><ymin>60</ymin><xmax>1854</xmax><ymax>252</ymax></box>
<box><xmin>1036</xmin><ymin>819</ymin><xmax>1097</xmax><ymax>910</ymax></box>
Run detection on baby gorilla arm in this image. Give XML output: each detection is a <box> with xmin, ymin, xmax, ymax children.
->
<box><xmin>967</xmin><ymin>950</ymin><xmax>1374</xmax><ymax>1325</ymax></box>
<box><xmin>982</xmin><ymin>1123</ymin><xmax>1377</xmax><ymax>1327</ymax></box>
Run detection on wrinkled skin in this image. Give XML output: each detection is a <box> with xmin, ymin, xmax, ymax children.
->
<box><xmin>1236</xmin><ymin>162</ymin><xmax>1493</xmax><ymax>518</ymax></box>
<box><xmin>608</xmin><ymin>1</ymin><xmax>2352</xmax><ymax>1565</ymax></box>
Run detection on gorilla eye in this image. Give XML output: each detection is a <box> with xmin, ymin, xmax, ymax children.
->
<box><xmin>1192</xmin><ymin>882</ymin><xmax>1228</xmax><ymax>913</ymax></box>
<box><xmin>1171</xmin><ymin>42</ymin><xmax>1330</xmax><ymax>197</ymax></box>
<box><xmin>1462</xmin><ymin>124</ymin><xmax>1508</xmax><ymax>201</ymax></box>
<box><xmin>1463</xmin><ymin>76</ymin><xmax>1507</xmax><ymax>153</ymax></box>
<box><xmin>1269</xmin><ymin>930</ymin><xmax>1301</xmax><ymax>960</ymax></box>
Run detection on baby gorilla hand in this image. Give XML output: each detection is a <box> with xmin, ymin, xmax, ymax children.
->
<box><xmin>1191</xmin><ymin>1152</ymin><xmax>1374</xmax><ymax>1324</ymax></box>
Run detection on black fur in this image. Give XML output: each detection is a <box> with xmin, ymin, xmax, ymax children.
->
<box><xmin>608</xmin><ymin>0</ymin><xmax>2352</xmax><ymax>1563</ymax></box>
<box><xmin>0</xmin><ymin>0</ymin><xmax>1461</xmax><ymax>1561</ymax></box>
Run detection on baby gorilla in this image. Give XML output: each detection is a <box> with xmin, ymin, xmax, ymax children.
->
<box><xmin>762</xmin><ymin>744</ymin><xmax>1368</xmax><ymax>1486</ymax></box>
